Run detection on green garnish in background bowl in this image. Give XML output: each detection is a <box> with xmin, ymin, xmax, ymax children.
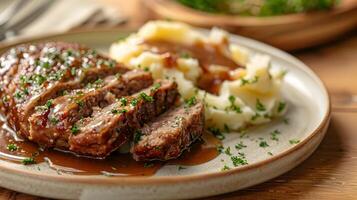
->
<box><xmin>177</xmin><ymin>0</ymin><xmax>338</xmax><ymax>16</ymax></box>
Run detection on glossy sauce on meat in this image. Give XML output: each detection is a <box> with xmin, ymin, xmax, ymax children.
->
<box><xmin>144</xmin><ymin>40</ymin><xmax>241</xmax><ymax>94</ymax></box>
<box><xmin>0</xmin><ymin>120</ymin><xmax>220</xmax><ymax>176</ymax></box>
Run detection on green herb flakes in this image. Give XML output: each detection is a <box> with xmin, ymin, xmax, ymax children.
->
<box><xmin>140</xmin><ymin>92</ymin><xmax>154</xmax><ymax>102</ymax></box>
<box><xmin>221</xmin><ymin>164</ymin><xmax>230</xmax><ymax>171</ymax></box>
<box><xmin>133</xmin><ymin>130</ymin><xmax>142</xmax><ymax>144</ymax></box>
<box><xmin>208</xmin><ymin>127</ymin><xmax>225</xmax><ymax>140</ymax></box>
<box><xmin>120</xmin><ymin>97</ymin><xmax>127</xmax><ymax>106</ymax></box>
<box><xmin>6</xmin><ymin>143</ymin><xmax>18</xmax><ymax>152</ymax></box>
<box><xmin>71</xmin><ymin>124</ymin><xmax>80</xmax><ymax>135</ymax></box>
<box><xmin>256</xmin><ymin>99</ymin><xmax>266</xmax><ymax>111</ymax></box>
<box><xmin>22</xmin><ymin>157</ymin><xmax>36</xmax><ymax>165</ymax></box>
<box><xmin>259</xmin><ymin>141</ymin><xmax>269</xmax><ymax>148</ymax></box>
<box><xmin>278</xmin><ymin>101</ymin><xmax>286</xmax><ymax>113</ymax></box>
<box><xmin>130</xmin><ymin>98</ymin><xmax>139</xmax><ymax>106</ymax></box>
<box><xmin>143</xmin><ymin>162</ymin><xmax>154</xmax><ymax>168</ymax></box>
<box><xmin>270</xmin><ymin>129</ymin><xmax>281</xmax><ymax>141</ymax></box>
<box><xmin>216</xmin><ymin>145</ymin><xmax>224</xmax><ymax>154</ymax></box>
<box><xmin>45</xmin><ymin>99</ymin><xmax>53</xmax><ymax>109</ymax></box>
<box><xmin>235</xmin><ymin>141</ymin><xmax>247</xmax><ymax>150</ymax></box>
<box><xmin>289</xmin><ymin>139</ymin><xmax>300</xmax><ymax>144</ymax></box>
<box><xmin>231</xmin><ymin>156</ymin><xmax>248</xmax><ymax>166</ymax></box>
<box><xmin>224</xmin><ymin>146</ymin><xmax>232</xmax><ymax>156</ymax></box>
<box><xmin>185</xmin><ymin>96</ymin><xmax>197</xmax><ymax>107</ymax></box>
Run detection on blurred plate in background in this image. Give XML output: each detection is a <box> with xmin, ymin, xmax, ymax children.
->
<box><xmin>143</xmin><ymin>0</ymin><xmax>357</xmax><ymax>51</ymax></box>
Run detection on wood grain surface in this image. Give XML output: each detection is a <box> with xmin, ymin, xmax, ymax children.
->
<box><xmin>0</xmin><ymin>0</ymin><xmax>356</xmax><ymax>199</ymax></box>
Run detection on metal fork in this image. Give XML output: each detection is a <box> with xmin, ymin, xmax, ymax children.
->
<box><xmin>0</xmin><ymin>0</ymin><xmax>29</xmax><ymax>29</ymax></box>
<box><xmin>0</xmin><ymin>0</ymin><xmax>55</xmax><ymax>41</ymax></box>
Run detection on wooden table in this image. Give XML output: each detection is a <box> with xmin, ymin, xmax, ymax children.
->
<box><xmin>1</xmin><ymin>1</ymin><xmax>357</xmax><ymax>199</ymax></box>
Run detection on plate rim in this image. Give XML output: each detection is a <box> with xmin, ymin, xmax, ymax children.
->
<box><xmin>0</xmin><ymin>28</ymin><xmax>331</xmax><ymax>185</ymax></box>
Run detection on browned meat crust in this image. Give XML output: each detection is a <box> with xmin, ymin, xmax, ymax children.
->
<box><xmin>131</xmin><ymin>102</ymin><xmax>204</xmax><ymax>161</ymax></box>
<box><xmin>68</xmin><ymin>80</ymin><xmax>179</xmax><ymax>157</ymax></box>
<box><xmin>0</xmin><ymin>42</ymin><xmax>128</xmax><ymax>138</ymax></box>
<box><xmin>28</xmin><ymin>69</ymin><xmax>153</xmax><ymax>148</ymax></box>
<box><xmin>1</xmin><ymin>42</ymin><xmax>206</xmax><ymax>161</ymax></box>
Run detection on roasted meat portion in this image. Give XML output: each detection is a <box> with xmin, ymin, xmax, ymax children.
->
<box><xmin>0</xmin><ymin>42</ymin><xmax>205</xmax><ymax>160</ymax></box>
<box><xmin>29</xmin><ymin>69</ymin><xmax>153</xmax><ymax>148</ymax></box>
<box><xmin>131</xmin><ymin>102</ymin><xmax>204</xmax><ymax>161</ymax></box>
<box><xmin>69</xmin><ymin>80</ymin><xmax>179</xmax><ymax>157</ymax></box>
<box><xmin>0</xmin><ymin>42</ymin><xmax>128</xmax><ymax>138</ymax></box>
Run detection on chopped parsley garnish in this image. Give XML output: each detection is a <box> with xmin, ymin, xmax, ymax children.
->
<box><xmin>289</xmin><ymin>139</ymin><xmax>300</xmax><ymax>144</ymax></box>
<box><xmin>283</xmin><ymin>118</ymin><xmax>290</xmax><ymax>125</ymax></box>
<box><xmin>71</xmin><ymin>124</ymin><xmax>80</xmax><ymax>135</ymax></box>
<box><xmin>256</xmin><ymin>99</ymin><xmax>266</xmax><ymax>111</ymax></box>
<box><xmin>32</xmin><ymin>74</ymin><xmax>46</xmax><ymax>85</ymax></box>
<box><xmin>75</xmin><ymin>99</ymin><xmax>84</xmax><ymax>107</ymax></box>
<box><xmin>251</xmin><ymin>113</ymin><xmax>260</xmax><ymax>121</ymax></box>
<box><xmin>216</xmin><ymin>145</ymin><xmax>224</xmax><ymax>154</ymax></box>
<box><xmin>278</xmin><ymin>101</ymin><xmax>286</xmax><ymax>113</ymax></box>
<box><xmin>111</xmin><ymin>109</ymin><xmax>119</xmax><ymax>114</ymax></box>
<box><xmin>22</xmin><ymin>88</ymin><xmax>29</xmax><ymax>95</ymax></box>
<box><xmin>235</xmin><ymin>141</ymin><xmax>247</xmax><ymax>150</ymax></box>
<box><xmin>270</xmin><ymin>129</ymin><xmax>281</xmax><ymax>141</ymax></box>
<box><xmin>70</xmin><ymin>68</ymin><xmax>76</xmax><ymax>76</ymax></box>
<box><xmin>45</xmin><ymin>99</ymin><xmax>53</xmax><ymax>109</ymax></box>
<box><xmin>6</xmin><ymin>143</ymin><xmax>18</xmax><ymax>152</ymax></box>
<box><xmin>139</xmin><ymin>92</ymin><xmax>154</xmax><ymax>102</ymax></box>
<box><xmin>259</xmin><ymin>141</ymin><xmax>269</xmax><ymax>148</ymax></box>
<box><xmin>133</xmin><ymin>130</ymin><xmax>142</xmax><ymax>144</ymax></box>
<box><xmin>231</xmin><ymin>156</ymin><xmax>248</xmax><ymax>166</ymax></box>
<box><xmin>105</xmin><ymin>60</ymin><xmax>116</xmax><ymax>68</ymax></box>
<box><xmin>143</xmin><ymin>66</ymin><xmax>149</xmax><ymax>71</ymax></box>
<box><xmin>178</xmin><ymin>166</ymin><xmax>186</xmax><ymax>170</ymax></box>
<box><xmin>49</xmin><ymin>117</ymin><xmax>59</xmax><ymax>124</ymax></box>
<box><xmin>240</xmin><ymin>76</ymin><xmax>258</xmax><ymax>86</ymax></box>
<box><xmin>224</xmin><ymin>147</ymin><xmax>232</xmax><ymax>156</ymax></box>
<box><xmin>221</xmin><ymin>164</ymin><xmax>230</xmax><ymax>171</ymax></box>
<box><xmin>22</xmin><ymin>157</ymin><xmax>36</xmax><ymax>165</ymax></box>
<box><xmin>143</xmin><ymin>162</ymin><xmax>154</xmax><ymax>168</ymax></box>
<box><xmin>130</xmin><ymin>98</ymin><xmax>139</xmax><ymax>106</ymax></box>
<box><xmin>208</xmin><ymin>127</ymin><xmax>225</xmax><ymax>140</ymax></box>
<box><xmin>227</xmin><ymin>95</ymin><xmax>242</xmax><ymax>113</ymax></box>
<box><xmin>111</xmin><ymin>109</ymin><xmax>127</xmax><ymax>114</ymax></box>
<box><xmin>40</xmin><ymin>61</ymin><xmax>50</xmax><ymax>69</ymax></box>
<box><xmin>185</xmin><ymin>96</ymin><xmax>197</xmax><ymax>107</ymax></box>
<box><xmin>19</xmin><ymin>75</ymin><xmax>29</xmax><ymax>86</ymax></box>
<box><xmin>151</xmin><ymin>82</ymin><xmax>161</xmax><ymax>92</ymax></box>
<box><xmin>268</xmin><ymin>152</ymin><xmax>273</xmax><ymax>156</ymax></box>
<box><xmin>94</xmin><ymin>78</ymin><xmax>103</xmax><ymax>85</ymax></box>
<box><xmin>14</xmin><ymin>91</ymin><xmax>23</xmax><ymax>99</ymax></box>
<box><xmin>120</xmin><ymin>97</ymin><xmax>127</xmax><ymax>106</ymax></box>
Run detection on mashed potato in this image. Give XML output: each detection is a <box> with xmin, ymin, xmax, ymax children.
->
<box><xmin>110</xmin><ymin>21</ymin><xmax>286</xmax><ymax>131</ymax></box>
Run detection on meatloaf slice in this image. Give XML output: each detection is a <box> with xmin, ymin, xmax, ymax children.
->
<box><xmin>28</xmin><ymin>69</ymin><xmax>153</xmax><ymax>148</ymax></box>
<box><xmin>0</xmin><ymin>42</ymin><xmax>128</xmax><ymax>138</ymax></box>
<box><xmin>131</xmin><ymin>101</ymin><xmax>204</xmax><ymax>161</ymax></box>
<box><xmin>68</xmin><ymin>80</ymin><xmax>179</xmax><ymax>157</ymax></box>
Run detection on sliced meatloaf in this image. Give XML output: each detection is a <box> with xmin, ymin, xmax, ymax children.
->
<box><xmin>28</xmin><ymin>69</ymin><xmax>153</xmax><ymax>148</ymax></box>
<box><xmin>68</xmin><ymin>80</ymin><xmax>179</xmax><ymax>157</ymax></box>
<box><xmin>0</xmin><ymin>42</ymin><xmax>128</xmax><ymax>138</ymax></box>
<box><xmin>131</xmin><ymin>101</ymin><xmax>204</xmax><ymax>161</ymax></box>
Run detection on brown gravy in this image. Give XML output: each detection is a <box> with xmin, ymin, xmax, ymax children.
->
<box><xmin>0</xmin><ymin>121</ymin><xmax>220</xmax><ymax>176</ymax></box>
<box><xmin>144</xmin><ymin>40</ymin><xmax>241</xmax><ymax>94</ymax></box>
<box><xmin>0</xmin><ymin>41</ymin><xmax>232</xmax><ymax>176</ymax></box>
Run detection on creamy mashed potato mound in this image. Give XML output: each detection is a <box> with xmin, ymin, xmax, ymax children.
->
<box><xmin>110</xmin><ymin>21</ymin><xmax>286</xmax><ymax>131</ymax></box>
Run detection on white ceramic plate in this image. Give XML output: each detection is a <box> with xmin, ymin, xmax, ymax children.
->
<box><xmin>0</xmin><ymin>29</ymin><xmax>330</xmax><ymax>200</ymax></box>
